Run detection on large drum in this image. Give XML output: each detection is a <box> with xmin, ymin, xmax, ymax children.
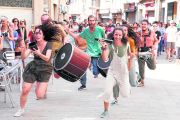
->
<box><xmin>97</xmin><ymin>55</ymin><xmax>111</xmax><ymax>78</ymax></box>
<box><xmin>54</xmin><ymin>43</ymin><xmax>91</xmax><ymax>82</ymax></box>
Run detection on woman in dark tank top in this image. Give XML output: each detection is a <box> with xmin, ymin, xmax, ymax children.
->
<box><xmin>19</xmin><ymin>19</ymin><xmax>28</xmax><ymax>40</ymax></box>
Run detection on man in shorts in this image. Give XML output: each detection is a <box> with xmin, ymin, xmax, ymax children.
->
<box><xmin>166</xmin><ymin>20</ymin><xmax>177</xmax><ymax>62</ymax></box>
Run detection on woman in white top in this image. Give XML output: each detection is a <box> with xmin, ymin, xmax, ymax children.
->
<box><xmin>97</xmin><ymin>27</ymin><xmax>131</xmax><ymax>118</ymax></box>
<box><xmin>0</xmin><ymin>16</ymin><xmax>14</xmax><ymax>62</ymax></box>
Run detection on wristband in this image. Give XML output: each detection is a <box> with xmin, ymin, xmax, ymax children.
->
<box><xmin>101</xmin><ymin>46</ymin><xmax>107</xmax><ymax>51</ymax></box>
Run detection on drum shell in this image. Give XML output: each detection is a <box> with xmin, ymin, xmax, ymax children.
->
<box><xmin>54</xmin><ymin>43</ymin><xmax>90</xmax><ymax>82</ymax></box>
<box><xmin>63</xmin><ymin>46</ymin><xmax>90</xmax><ymax>78</ymax></box>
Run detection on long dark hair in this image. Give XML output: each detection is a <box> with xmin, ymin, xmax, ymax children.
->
<box><xmin>12</xmin><ymin>18</ymin><xmax>19</xmax><ymax>28</ymax></box>
<box><xmin>107</xmin><ymin>27</ymin><xmax>128</xmax><ymax>45</ymax></box>
<box><xmin>121</xmin><ymin>24</ymin><xmax>141</xmax><ymax>48</ymax></box>
<box><xmin>35</xmin><ymin>19</ymin><xmax>61</xmax><ymax>42</ymax></box>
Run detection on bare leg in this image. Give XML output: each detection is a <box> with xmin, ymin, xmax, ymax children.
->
<box><xmin>35</xmin><ymin>82</ymin><xmax>48</xmax><ymax>99</ymax></box>
<box><xmin>104</xmin><ymin>102</ymin><xmax>109</xmax><ymax>111</ymax></box>
<box><xmin>20</xmin><ymin>82</ymin><xmax>33</xmax><ymax>109</ymax></box>
<box><xmin>171</xmin><ymin>49</ymin><xmax>175</xmax><ymax>57</ymax></box>
<box><xmin>166</xmin><ymin>48</ymin><xmax>170</xmax><ymax>59</ymax></box>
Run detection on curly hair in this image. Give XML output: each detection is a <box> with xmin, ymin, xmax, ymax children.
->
<box><xmin>107</xmin><ymin>27</ymin><xmax>128</xmax><ymax>45</ymax></box>
<box><xmin>121</xmin><ymin>24</ymin><xmax>141</xmax><ymax>48</ymax></box>
<box><xmin>35</xmin><ymin>19</ymin><xmax>62</xmax><ymax>42</ymax></box>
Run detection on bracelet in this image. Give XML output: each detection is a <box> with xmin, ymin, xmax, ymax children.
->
<box><xmin>101</xmin><ymin>47</ymin><xmax>107</xmax><ymax>51</ymax></box>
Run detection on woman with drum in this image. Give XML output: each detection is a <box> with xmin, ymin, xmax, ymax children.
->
<box><xmin>14</xmin><ymin>20</ymin><xmax>61</xmax><ymax>117</ymax></box>
<box><xmin>97</xmin><ymin>27</ymin><xmax>131</xmax><ymax>118</ymax></box>
<box><xmin>111</xmin><ymin>24</ymin><xmax>141</xmax><ymax>106</ymax></box>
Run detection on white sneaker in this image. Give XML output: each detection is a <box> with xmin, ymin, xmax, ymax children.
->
<box><xmin>14</xmin><ymin>108</ymin><xmax>24</xmax><ymax>117</ymax></box>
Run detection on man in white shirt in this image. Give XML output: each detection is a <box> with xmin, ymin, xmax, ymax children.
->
<box><xmin>166</xmin><ymin>20</ymin><xmax>177</xmax><ymax>62</ymax></box>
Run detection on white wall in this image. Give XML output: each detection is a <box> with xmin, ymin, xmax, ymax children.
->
<box><xmin>0</xmin><ymin>7</ymin><xmax>33</xmax><ymax>31</ymax></box>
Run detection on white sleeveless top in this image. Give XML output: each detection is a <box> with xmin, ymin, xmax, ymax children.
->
<box><xmin>0</xmin><ymin>25</ymin><xmax>13</xmax><ymax>50</ymax></box>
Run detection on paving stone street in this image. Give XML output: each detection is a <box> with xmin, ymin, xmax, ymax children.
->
<box><xmin>0</xmin><ymin>52</ymin><xmax>180</xmax><ymax>120</ymax></box>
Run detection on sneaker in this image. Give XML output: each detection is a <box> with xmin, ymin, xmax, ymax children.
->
<box><xmin>137</xmin><ymin>82</ymin><xmax>145</xmax><ymax>87</ymax></box>
<box><xmin>78</xmin><ymin>85</ymin><xmax>86</xmax><ymax>91</ymax></box>
<box><xmin>111</xmin><ymin>100</ymin><xmax>118</xmax><ymax>106</ymax></box>
<box><xmin>100</xmin><ymin>110</ymin><xmax>108</xmax><ymax>118</ymax></box>
<box><xmin>169</xmin><ymin>59</ymin><xmax>171</xmax><ymax>62</ymax></box>
<box><xmin>14</xmin><ymin>108</ymin><xmax>24</xmax><ymax>117</ymax></box>
<box><xmin>94</xmin><ymin>74</ymin><xmax>98</xmax><ymax>78</ymax></box>
<box><xmin>36</xmin><ymin>94</ymin><xmax>47</xmax><ymax>100</ymax></box>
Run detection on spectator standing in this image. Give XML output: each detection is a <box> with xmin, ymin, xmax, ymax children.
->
<box><xmin>28</xmin><ymin>25</ymin><xmax>35</xmax><ymax>43</ymax></box>
<box><xmin>73</xmin><ymin>21</ymin><xmax>79</xmax><ymax>34</ymax></box>
<box><xmin>165</xmin><ymin>20</ymin><xmax>177</xmax><ymax>62</ymax></box>
<box><xmin>12</xmin><ymin>18</ymin><xmax>20</xmax><ymax>37</ymax></box>
<box><xmin>158</xmin><ymin>22</ymin><xmax>165</xmax><ymax>55</ymax></box>
<box><xmin>107</xmin><ymin>19</ymin><xmax>115</xmax><ymax>32</ymax></box>
<box><xmin>0</xmin><ymin>16</ymin><xmax>14</xmax><ymax>62</ymax></box>
<box><xmin>19</xmin><ymin>19</ymin><xmax>28</xmax><ymax>41</ymax></box>
<box><xmin>9</xmin><ymin>22</ymin><xmax>18</xmax><ymax>49</ymax></box>
<box><xmin>153</xmin><ymin>24</ymin><xmax>161</xmax><ymax>61</ymax></box>
<box><xmin>68</xmin><ymin>22</ymin><xmax>74</xmax><ymax>44</ymax></box>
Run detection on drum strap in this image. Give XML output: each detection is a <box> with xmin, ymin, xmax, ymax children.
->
<box><xmin>140</xmin><ymin>29</ymin><xmax>151</xmax><ymax>47</ymax></box>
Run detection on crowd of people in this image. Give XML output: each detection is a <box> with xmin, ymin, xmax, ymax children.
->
<box><xmin>0</xmin><ymin>14</ymin><xmax>180</xmax><ymax>118</ymax></box>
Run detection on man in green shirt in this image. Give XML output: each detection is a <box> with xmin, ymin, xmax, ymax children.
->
<box><xmin>66</xmin><ymin>15</ymin><xmax>105</xmax><ymax>90</ymax></box>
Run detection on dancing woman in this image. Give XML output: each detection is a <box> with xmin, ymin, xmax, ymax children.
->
<box><xmin>14</xmin><ymin>20</ymin><xmax>61</xmax><ymax>117</ymax></box>
<box><xmin>111</xmin><ymin>24</ymin><xmax>141</xmax><ymax>105</ymax></box>
<box><xmin>97</xmin><ymin>27</ymin><xmax>131</xmax><ymax>118</ymax></box>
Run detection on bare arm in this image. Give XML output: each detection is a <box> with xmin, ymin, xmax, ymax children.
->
<box><xmin>65</xmin><ymin>28</ymin><xmax>81</xmax><ymax>40</ymax></box>
<box><xmin>21</xmin><ymin>48</ymin><xmax>32</xmax><ymax>60</ymax></box>
<box><xmin>75</xmin><ymin>39</ymin><xmax>78</xmax><ymax>46</ymax></box>
<box><xmin>153</xmin><ymin>32</ymin><xmax>158</xmax><ymax>50</ymax></box>
<box><xmin>98</xmin><ymin>40</ymin><xmax>109</xmax><ymax>61</ymax></box>
<box><xmin>7</xmin><ymin>27</ymin><xmax>14</xmax><ymax>41</ymax></box>
<box><xmin>131</xmin><ymin>50</ymin><xmax>135</xmax><ymax>58</ymax></box>
<box><xmin>0</xmin><ymin>36</ymin><xmax>3</xmax><ymax>50</ymax></box>
<box><xmin>128</xmin><ymin>52</ymin><xmax>131</xmax><ymax>71</ymax></box>
<box><xmin>176</xmin><ymin>32</ymin><xmax>178</xmax><ymax>41</ymax></box>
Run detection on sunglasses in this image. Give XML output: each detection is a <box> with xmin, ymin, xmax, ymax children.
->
<box><xmin>14</xmin><ymin>21</ymin><xmax>18</xmax><ymax>22</ymax></box>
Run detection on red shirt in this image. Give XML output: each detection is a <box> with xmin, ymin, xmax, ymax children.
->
<box><xmin>28</xmin><ymin>30</ymin><xmax>35</xmax><ymax>42</ymax></box>
<box><xmin>139</xmin><ymin>30</ymin><xmax>158</xmax><ymax>55</ymax></box>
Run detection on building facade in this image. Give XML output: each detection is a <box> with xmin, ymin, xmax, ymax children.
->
<box><xmin>0</xmin><ymin>0</ymin><xmax>71</xmax><ymax>30</ymax></box>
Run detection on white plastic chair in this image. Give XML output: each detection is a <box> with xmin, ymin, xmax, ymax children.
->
<box><xmin>0</xmin><ymin>59</ymin><xmax>20</xmax><ymax>107</ymax></box>
<box><xmin>3</xmin><ymin>51</ymin><xmax>20</xmax><ymax>84</ymax></box>
<box><xmin>3</xmin><ymin>51</ymin><xmax>15</xmax><ymax>66</ymax></box>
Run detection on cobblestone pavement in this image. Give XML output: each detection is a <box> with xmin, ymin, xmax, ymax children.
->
<box><xmin>0</xmin><ymin>52</ymin><xmax>180</xmax><ymax>120</ymax></box>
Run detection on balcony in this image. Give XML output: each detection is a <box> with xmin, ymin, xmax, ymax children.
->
<box><xmin>139</xmin><ymin>0</ymin><xmax>155</xmax><ymax>4</ymax></box>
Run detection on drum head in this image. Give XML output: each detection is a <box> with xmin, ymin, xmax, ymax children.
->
<box><xmin>54</xmin><ymin>68</ymin><xmax>78</xmax><ymax>82</ymax></box>
<box><xmin>54</xmin><ymin>43</ymin><xmax>73</xmax><ymax>70</ymax></box>
<box><xmin>97</xmin><ymin>55</ymin><xmax>111</xmax><ymax>78</ymax></box>
<box><xmin>97</xmin><ymin>55</ymin><xmax>111</xmax><ymax>69</ymax></box>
